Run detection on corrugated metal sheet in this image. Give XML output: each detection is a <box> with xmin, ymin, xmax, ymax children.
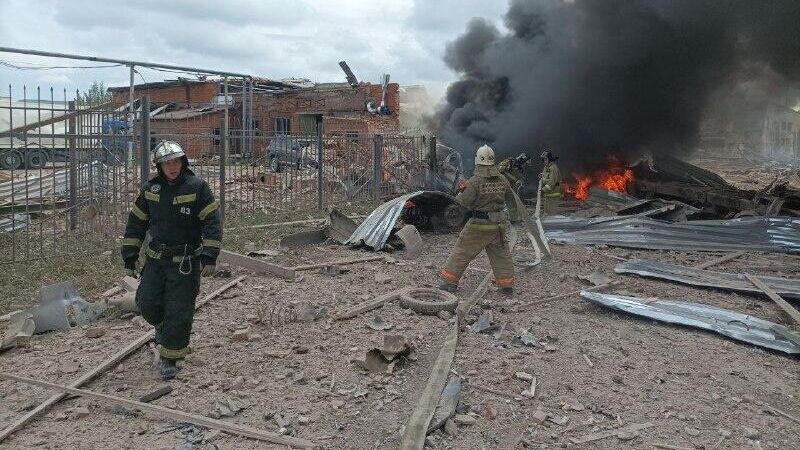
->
<box><xmin>346</xmin><ymin>191</ymin><xmax>423</xmax><ymax>250</ymax></box>
<box><xmin>543</xmin><ymin>216</ymin><xmax>800</xmax><ymax>254</ymax></box>
<box><xmin>615</xmin><ymin>258</ymin><xmax>800</xmax><ymax>299</ymax></box>
<box><xmin>581</xmin><ymin>290</ymin><xmax>800</xmax><ymax>354</ymax></box>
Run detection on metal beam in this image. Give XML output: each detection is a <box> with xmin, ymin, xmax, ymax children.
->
<box><xmin>0</xmin><ymin>47</ymin><xmax>251</xmax><ymax>78</ymax></box>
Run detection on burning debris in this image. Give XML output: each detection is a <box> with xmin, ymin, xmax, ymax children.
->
<box><xmin>435</xmin><ymin>0</ymin><xmax>800</xmax><ymax>174</ymax></box>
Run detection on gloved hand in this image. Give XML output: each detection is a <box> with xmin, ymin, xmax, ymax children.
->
<box><xmin>124</xmin><ymin>258</ymin><xmax>137</xmax><ymax>278</ymax></box>
<box><xmin>200</xmin><ymin>256</ymin><xmax>216</xmax><ymax>277</ymax></box>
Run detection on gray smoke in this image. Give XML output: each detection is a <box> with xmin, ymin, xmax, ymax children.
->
<box><xmin>435</xmin><ymin>0</ymin><xmax>800</xmax><ymax>172</ymax></box>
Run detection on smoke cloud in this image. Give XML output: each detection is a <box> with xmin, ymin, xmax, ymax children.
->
<box><xmin>435</xmin><ymin>0</ymin><xmax>800</xmax><ymax>171</ymax></box>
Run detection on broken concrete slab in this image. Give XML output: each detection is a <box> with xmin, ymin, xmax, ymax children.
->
<box><xmin>85</xmin><ymin>327</ymin><xmax>106</xmax><ymax>339</ymax></box>
<box><xmin>279</xmin><ymin>228</ymin><xmax>328</xmax><ymax>249</ymax></box>
<box><xmin>108</xmin><ymin>291</ymin><xmax>138</xmax><ymax>313</ymax></box>
<box><xmin>29</xmin><ymin>282</ymin><xmax>106</xmax><ymax>334</ymax></box>
<box><xmin>1</xmin><ymin>311</ymin><xmax>35</xmax><ymax>350</ymax></box>
<box><xmin>453</xmin><ymin>414</ymin><xmax>476</xmax><ymax>426</ymax></box>
<box><xmin>395</xmin><ymin>224</ymin><xmax>423</xmax><ymax>259</ymax></box>
<box><xmin>378</xmin><ymin>334</ymin><xmax>412</xmax><ymax>360</ymax></box>
<box><xmin>579</xmin><ymin>272</ymin><xmax>613</xmax><ymax>287</ymax></box>
<box><xmin>328</xmin><ymin>208</ymin><xmax>358</xmax><ymax>244</ymax></box>
<box><xmin>428</xmin><ymin>375</ymin><xmax>461</xmax><ymax>433</ymax></box>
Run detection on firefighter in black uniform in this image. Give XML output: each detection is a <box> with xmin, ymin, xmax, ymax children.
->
<box><xmin>121</xmin><ymin>141</ymin><xmax>222</xmax><ymax>379</ymax></box>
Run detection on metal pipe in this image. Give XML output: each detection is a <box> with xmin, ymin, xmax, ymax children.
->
<box><xmin>220</xmin><ymin>77</ymin><xmax>229</xmax><ymax>222</ymax></box>
<box><xmin>128</xmin><ymin>65</ymin><xmax>135</xmax><ymax>170</ymax></box>
<box><xmin>0</xmin><ymin>47</ymin><xmax>251</xmax><ymax>78</ymax></box>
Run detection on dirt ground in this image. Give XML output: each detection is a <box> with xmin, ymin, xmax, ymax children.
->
<box><xmin>1</xmin><ymin>216</ymin><xmax>799</xmax><ymax>449</ymax></box>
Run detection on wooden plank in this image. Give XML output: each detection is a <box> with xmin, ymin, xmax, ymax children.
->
<box><xmin>693</xmin><ymin>251</ymin><xmax>746</xmax><ymax>270</ymax></box>
<box><xmin>0</xmin><ymin>373</ymin><xmax>314</xmax><ymax>449</ymax></box>
<box><xmin>570</xmin><ymin>422</ymin><xmax>653</xmax><ymax>444</ymax></box>
<box><xmin>745</xmin><ymin>273</ymin><xmax>800</xmax><ymax>325</ymax></box>
<box><xmin>292</xmin><ymin>255</ymin><xmax>386</xmax><ymax>271</ymax></box>
<box><xmin>219</xmin><ymin>250</ymin><xmax>295</xmax><ymax>280</ymax></box>
<box><xmin>334</xmin><ymin>287</ymin><xmax>410</xmax><ymax>320</ymax></box>
<box><xmin>0</xmin><ymin>275</ymin><xmax>246</xmax><ymax>443</ymax></box>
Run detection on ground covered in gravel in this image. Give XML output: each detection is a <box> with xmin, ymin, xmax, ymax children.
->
<box><xmin>1</xmin><ymin>212</ymin><xmax>799</xmax><ymax>449</ymax></box>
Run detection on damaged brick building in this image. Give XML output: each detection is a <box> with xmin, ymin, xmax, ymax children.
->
<box><xmin>108</xmin><ymin>77</ymin><xmax>400</xmax><ymax>159</ymax></box>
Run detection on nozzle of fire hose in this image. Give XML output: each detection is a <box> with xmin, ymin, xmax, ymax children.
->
<box><xmin>404</xmin><ymin>200</ymin><xmax>416</xmax><ymax>209</ymax></box>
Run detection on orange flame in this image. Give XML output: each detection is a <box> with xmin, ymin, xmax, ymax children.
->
<box><xmin>563</xmin><ymin>156</ymin><xmax>634</xmax><ymax>201</ymax></box>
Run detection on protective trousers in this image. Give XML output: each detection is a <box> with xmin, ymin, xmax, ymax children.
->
<box><xmin>543</xmin><ymin>194</ymin><xmax>560</xmax><ymax>215</ymax></box>
<box><xmin>135</xmin><ymin>258</ymin><xmax>201</xmax><ymax>359</ymax></box>
<box><xmin>441</xmin><ymin>222</ymin><xmax>514</xmax><ymax>288</ymax></box>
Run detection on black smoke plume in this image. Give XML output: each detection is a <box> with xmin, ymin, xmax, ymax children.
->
<box><xmin>435</xmin><ymin>0</ymin><xmax>800</xmax><ymax>172</ymax></box>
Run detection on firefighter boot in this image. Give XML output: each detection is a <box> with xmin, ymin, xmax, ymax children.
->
<box><xmin>439</xmin><ymin>280</ymin><xmax>458</xmax><ymax>293</ymax></box>
<box><xmin>159</xmin><ymin>357</ymin><xmax>179</xmax><ymax>380</ymax></box>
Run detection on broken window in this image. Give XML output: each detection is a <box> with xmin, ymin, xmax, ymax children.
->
<box><xmin>275</xmin><ymin>117</ymin><xmax>290</xmax><ymax>135</ymax></box>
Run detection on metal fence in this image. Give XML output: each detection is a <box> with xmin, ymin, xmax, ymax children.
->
<box><xmin>0</xmin><ymin>87</ymin><xmax>435</xmax><ymax>264</ymax></box>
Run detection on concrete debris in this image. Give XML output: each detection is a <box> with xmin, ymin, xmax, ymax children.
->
<box><xmin>84</xmin><ymin>327</ymin><xmax>106</xmax><ymax>339</ymax></box>
<box><xmin>139</xmin><ymin>385</ymin><xmax>173</xmax><ymax>403</ymax></box>
<box><xmin>428</xmin><ymin>375</ymin><xmax>461</xmax><ymax>434</ymax></box>
<box><xmin>209</xmin><ymin>396</ymin><xmax>251</xmax><ymax>419</ymax></box>
<box><xmin>366</xmin><ymin>315</ymin><xmax>394</xmax><ymax>331</ymax></box>
<box><xmin>453</xmin><ymin>414</ymin><xmax>476</xmax><ymax>426</ymax></box>
<box><xmin>511</xmin><ymin>330</ymin><xmax>539</xmax><ymax>347</ymax></box>
<box><xmin>443</xmin><ymin>418</ymin><xmax>458</xmax><ymax>436</ymax></box>
<box><xmin>232</xmin><ymin>328</ymin><xmax>251</xmax><ymax>342</ymax></box>
<box><xmin>280</xmin><ymin>228</ymin><xmax>328</xmax><ymax>249</ymax></box>
<box><xmin>531</xmin><ymin>409</ymin><xmax>548</xmax><ymax>424</ymax></box>
<box><xmin>108</xmin><ymin>292</ymin><xmax>138</xmax><ymax>313</ymax></box>
<box><xmin>1</xmin><ymin>311</ymin><xmax>35</xmax><ymax>350</ymax></box>
<box><xmin>377</xmin><ymin>334</ymin><xmax>413</xmax><ymax>360</ymax></box>
<box><xmin>616</xmin><ymin>430</ymin><xmax>640</xmax><ymax>441</ymax></box>
<box><xmin>30</xmin><ymin>281</ymin><xmax>106</xmax><ymax>334</ymax></box>
<box><xmin>469</xmin><ymin>312</ymin><xmax>494</xmax><ymax>334</ymax></box>
<box><xmin>395</xmin><ymin>224</ymin><xmax>423</xmax><ymax>259</ymax></box>
<box><xmin>579</xmin><ymin>272</ymin><xmax>613</xmax><ymax>287</ymax></box>
<box><xmin>70</xmin><ymin>406</ymin><xmax>91</xmax><ymax>419</ymax></box>
<box><xmin>743</xmin><ymin>426</ymin><xmax>761</xmax><ymax>440</ymax></box>
<box><xmin>547</xmin><ymin>414</ymin><xmax>569</xmax><ymax>426</ymax></box>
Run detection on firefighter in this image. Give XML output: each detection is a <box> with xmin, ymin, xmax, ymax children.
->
<box><xmin>539</xmin><ymin>150</ymin><xmax>562</xmax><ymax>215</ymax></box>
<box><xmin>440</xmin><ymin>144</ymin><xmax>517</xmax><ymax>295</ymax></box>
<box><xmin>121</xmin><ymin>141</ymin><xmax>222</xmax><ymax>380</ymax></box>
<box><xmin>498</xmin><ymin>152</ymin><xmax>531</xmax><ymax>190</ymax></box>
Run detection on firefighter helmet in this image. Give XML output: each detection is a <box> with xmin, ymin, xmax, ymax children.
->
<box><xmin>475</xmin><ymin>145</ymin><xmax>495</xmax><ymax>166</ymax></box>
<box><xmin>153</xmin><ymin>141</ymin><xmax>186</xmax><ymax>164</ymax></box>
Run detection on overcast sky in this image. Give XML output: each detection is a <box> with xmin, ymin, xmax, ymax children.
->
<box><xmin>0</xmin><ymin>0</ymin><xmax>508</xmax><ymax>101</ymax></box>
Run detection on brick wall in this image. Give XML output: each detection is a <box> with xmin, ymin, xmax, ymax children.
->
<box><xmin>251</xmin><ymin>83</ymin><xmax>400</xmax><ymax>136</ymax></box>
<box><xmin>150</xmin><ymin>111</ymin><xmax>223</xmax><ymax>159</ymax></box>
<box><xmin>111</xmin><ymin>81</ymin><xmax>219</xmax><ymax>107</ymax></box>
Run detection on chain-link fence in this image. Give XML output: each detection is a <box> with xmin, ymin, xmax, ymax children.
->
<box><xmin>1</xmin><ymin>86</ymin><xmax>435</xmax><ymax>264</ymax></box>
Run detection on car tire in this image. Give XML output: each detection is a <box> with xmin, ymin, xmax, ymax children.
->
<box><xmin>399</xmin><ymin>288</ymin><xmax>458</xmax><ymax>315</ymax></box>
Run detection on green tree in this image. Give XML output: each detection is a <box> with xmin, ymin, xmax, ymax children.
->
<box><xmin>78</xmin><ymin>81</ymin><xmax>111</xmax><ymax>106</ymax></box>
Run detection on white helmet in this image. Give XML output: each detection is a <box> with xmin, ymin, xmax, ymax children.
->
<box><xmin>153</xmin><ymin>141</ymin><xmax>185</xmax><ymax>164</ymax></box>
<box><xmin>475</xmin><ymin>144</ymin><xmax>495</xmax><ymax>166</ymax></box>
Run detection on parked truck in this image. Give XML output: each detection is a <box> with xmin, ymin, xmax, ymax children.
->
<box><xmin>0</xmin><ymin>97</ymin><xmax>130</xmax><ymax>170</ymax></box>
